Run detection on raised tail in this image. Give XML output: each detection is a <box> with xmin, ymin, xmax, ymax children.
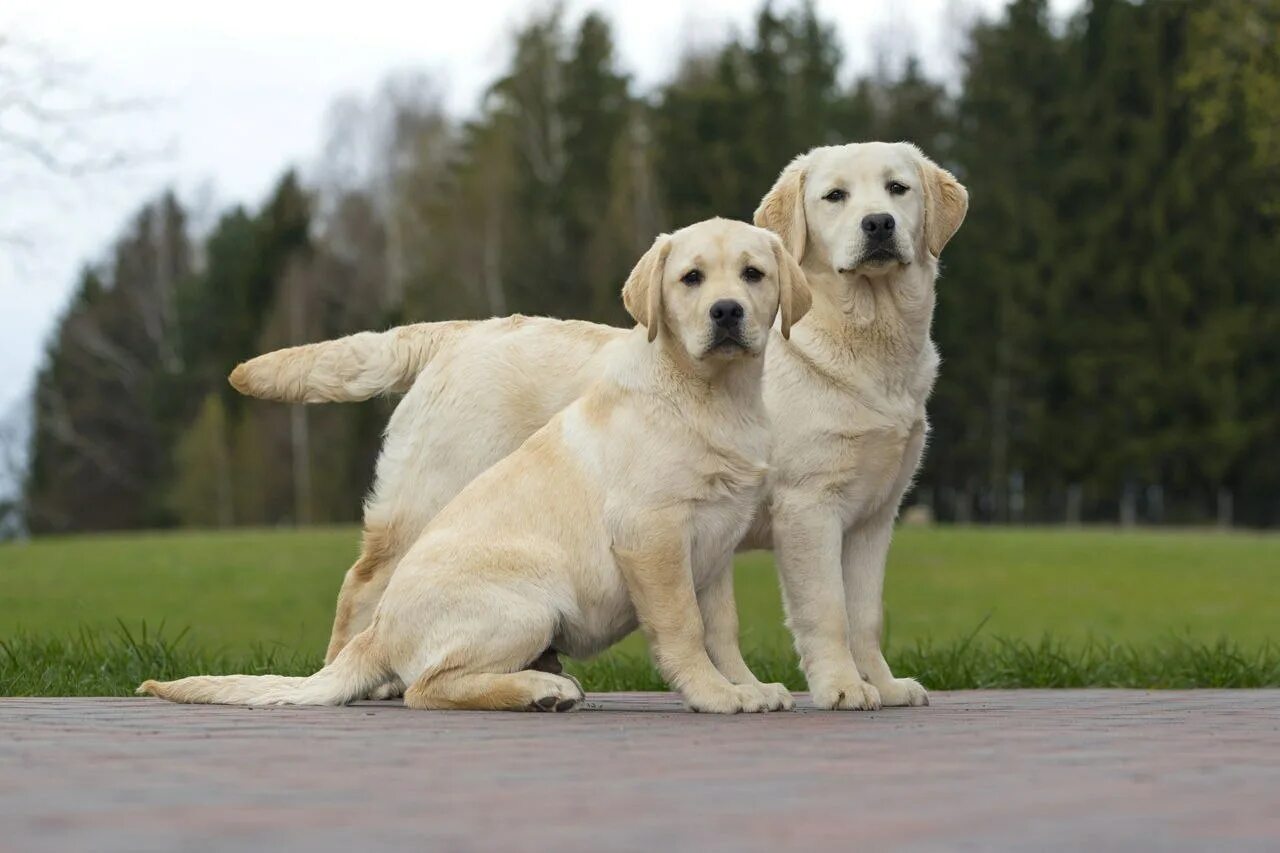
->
<box><xmin>228</xmin><ymin>321</ymin><xmax>469</xmax><ymax>403</ymax></box>
<box><xmin>137</xmin><ymin>634</ymin><xmax>391</xmax><ymax>706</ymax></box>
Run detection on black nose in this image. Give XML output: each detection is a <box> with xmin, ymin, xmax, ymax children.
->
<box><xmin>861</xmin><ymin>213</ymin><xmax>896</xmax><ymax>240</ymax></box>
<box><xmin>709</xmin><ymin>299</ymin><xmax>744</xmax><ymax>329</ymax></box>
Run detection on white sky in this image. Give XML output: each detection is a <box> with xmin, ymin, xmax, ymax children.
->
<box><xmin>0</xmin><ymin>0</ymin><xmax>1077</xmax><ymax>418</ymax></box>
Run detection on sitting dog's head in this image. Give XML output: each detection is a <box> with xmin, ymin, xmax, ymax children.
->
<box><xmin>622</xmin><ymin>218</ymin><xmax>811</xmax><ymax>361</ymax></box>
<box><xmin>753</xmin><ymin>141</ymin><xmax>968</xmax><ymax>280</ymax></box>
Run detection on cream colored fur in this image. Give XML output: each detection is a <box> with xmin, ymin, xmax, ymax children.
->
<box><xmin>139</xmin><ymin>219</ymin><xmax>807</xmax><ymax>713</ymax></box>
<box><xmin>228</xmin><ymin>321</ymin><xmax>470</xmax><ymax>403</ymax></box>
<box><xmin>229</xmin><ymin>141</ymin><xmax>967</xmax><ymax>710</ymax></box>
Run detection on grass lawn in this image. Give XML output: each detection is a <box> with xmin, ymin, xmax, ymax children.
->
<box><xmin>1</xmin><ymin>525</ymin><xmax>1277</xmax><ymax>695</ymax></box>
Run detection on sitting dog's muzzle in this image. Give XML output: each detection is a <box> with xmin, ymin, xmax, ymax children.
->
<box><xmin>709</xmin><ymin>299</ymin><xmax>749</xmax><ymax>351</ymax></box>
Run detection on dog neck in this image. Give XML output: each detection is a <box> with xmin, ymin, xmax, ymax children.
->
<box><xmin>609</xmin><ymin>326</ymin><xmax>768</xmax><ymax>420</ymax></box>
<box><xmin>795</xmin><ymin>255</ymin><xmax>938</xmax><ymax>383</ymax></box>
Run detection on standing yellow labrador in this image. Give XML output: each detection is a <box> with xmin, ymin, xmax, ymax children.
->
<box><xmin>139</xmin><ymin>218</ymin><xmax>808</xmax><ymax>713</ymax></box>
<box><xmin>230</xmin><ymin>142</ymin><xmax>967</xmax><ymax>710</ymax></box>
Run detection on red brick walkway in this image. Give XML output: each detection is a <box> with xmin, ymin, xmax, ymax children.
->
<box><xmin>2</xmin><ymin>691</ymin><xmax>1277</xmax><ymax>851</ymax></box>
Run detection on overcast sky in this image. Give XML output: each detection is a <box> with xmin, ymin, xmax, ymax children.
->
<box><xmin>0</xmin><ymin>0</ymin><xmax>1078</xmax><ymax>418</ymax></box>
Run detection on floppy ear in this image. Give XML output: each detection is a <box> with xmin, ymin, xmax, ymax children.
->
<box><xmin>915</xmin><ymin>147</ymin><xmax>969</xmax><ymax>257</ymax></box>
<box><xmin>753</xmin><ymin>153</ymin><xmax>809</xmax><ymax>265</ymax></box>
<box><xmin>771</xmin><ymin>234</ymin><xmax>812</xmax><ymax>340</ymax></box>
<box><xmin>621</xmin><ymin>234</ymin><xmax>672</xmax><ymax>342</ymax></box>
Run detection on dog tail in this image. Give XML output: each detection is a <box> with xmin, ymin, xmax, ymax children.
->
<box><xmin>228</xmin><ymin>321</ymin><xmax>468</xmax><ymax>403</ymax></box>
<box><xmin>137</xmin><ymin>634</ymin><xmax>391</xmax><ymax>706</ymax></box>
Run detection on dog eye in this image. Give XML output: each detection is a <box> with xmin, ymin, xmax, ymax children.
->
<box><xmin>681</xmin><ymin>269</ymin><xmax>703</xmax><ymax>286</ymax></box>
<box><xmin>887</xmin><ymin>181</ymin><xmax>909</xmax><ymax>195</ymax></box>
<box><xmin>823</xmin><ymin>188</ymin><xmax>847</xmax><ymax>203</ymax></box>
<box><xmin>741</xmin><ymin>266</ymin><xmax>764</xmax><ymax>283</ymax></box>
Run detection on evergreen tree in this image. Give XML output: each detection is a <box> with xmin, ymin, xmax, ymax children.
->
<box><xmin>25</xmin><ymin>196</ymin><xmax>193</xmax><ymax>531</ymax></box>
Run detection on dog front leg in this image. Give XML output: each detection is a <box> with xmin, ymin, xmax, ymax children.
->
<box><xmin>844</xmin><ymin>514</ymin><xmax>928</xmax><ymax>706</ymax></box>
<box><xmin>772</xmin><ymin>492</ymin><xmax>881</xmax><ymax>710</ymax></box>
<box><xmin>697</xmin><ymin>564</ymin><xmax>794</xmax><ymax>710</ymax></box>
<box><xmin>614</xmin><ymin>533</ymin><xmax>768</xmax><ymax>714</ymax></box>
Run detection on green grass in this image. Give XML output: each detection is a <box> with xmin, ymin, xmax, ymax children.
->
<box><xmin>1</xmin><ymin>525</ymin><xmax>1277</xmax><ymax>695</ymax></box>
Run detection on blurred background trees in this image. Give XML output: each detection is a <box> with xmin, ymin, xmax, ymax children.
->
<box><xmin>18</xmin><ymin>0</ymin><xmax>1280</xmax><ymax>533</ymax></box>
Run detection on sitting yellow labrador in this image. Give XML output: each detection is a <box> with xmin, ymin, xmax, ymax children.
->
<box><xmin>139</xmin><ymin>218</ymin><xmax>809</xmax><ymax>713</ymax></box>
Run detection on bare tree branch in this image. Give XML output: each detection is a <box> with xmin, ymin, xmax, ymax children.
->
<box><xmin>35</xmin><ymin>382</ymin><xmax>142</xmax><ymax>492</ymax></box>
<box><xmin>0</xmin><ymin>35</ymin><xmax>168</xmax><ymax>186</ymax></box>
<box><xmin>64</xmin><ymin>316</ymin><xmax>148</xmax><ymax>393</ymax></box>
<box><xmin>0</xmin><ymin>401</ymin><xmax>29</xmax><ymax>538</ymax></box>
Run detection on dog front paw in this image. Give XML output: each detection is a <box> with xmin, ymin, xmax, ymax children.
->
<box><xmin>873</xmin><ymin>676</ymin><xmax>929</xmax><ymax>707</ymax></box>
<box><xmin>683</xmin><ymin>680</ymin><xmax>746</xmax><ymax>714</ymax></box>
<box><xmin>810</xmin><ymin>671</ymin><xmax>882</xmax><ymax>711</ymax></box>
<box><xmin>736</xmin><ymin>681</ymin><xmax>794</xmax><ymax>711</ymax></box>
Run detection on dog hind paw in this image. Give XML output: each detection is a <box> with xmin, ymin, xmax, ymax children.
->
<box><xmin>528</xmin><ymin>673</ymin><xmax>584</xmax><ymax>712</ymax></box>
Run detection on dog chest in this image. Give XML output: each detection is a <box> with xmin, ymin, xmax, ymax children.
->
<box><xmin>830</xmin><ymin>424</ymin><xmax>921</xmax><ymax>522</ymax></box>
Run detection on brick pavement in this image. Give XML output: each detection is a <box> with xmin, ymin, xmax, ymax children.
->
<box><xmin>1</xmin><ymin>691</ymin><xmax>1277</xmax><ymax>852</ymax></box>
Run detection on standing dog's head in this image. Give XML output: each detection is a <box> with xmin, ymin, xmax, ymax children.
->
<box><xmin>622</xmin><ymin>218</ymin><xmax>811</xmax><ymax>361</ymax></box>
<box><xmin>753</xmin><ymin>141</ymin><xmax>968</xmax><ymax>280</ymax></box>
